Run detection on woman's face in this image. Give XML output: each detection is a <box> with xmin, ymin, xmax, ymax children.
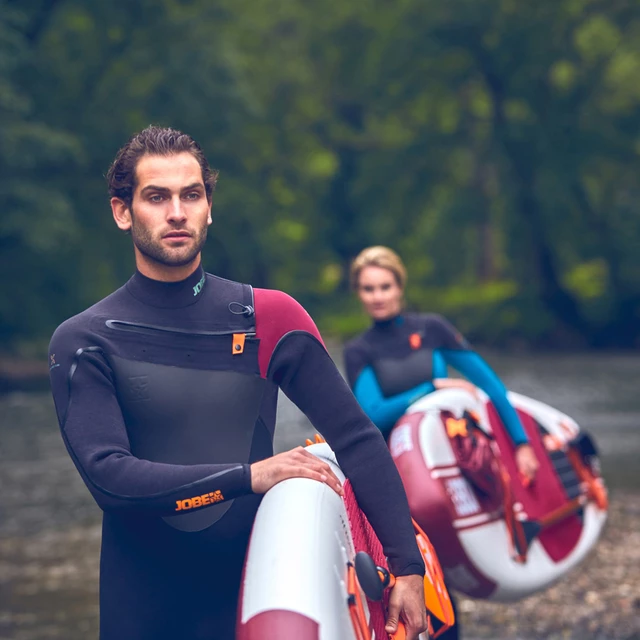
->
<box><xmin>357</xmin><ymin>265</ymin><xmax>403</xmax><ymax>321</ymax></box>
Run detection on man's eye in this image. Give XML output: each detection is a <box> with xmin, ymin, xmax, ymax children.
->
<box><xmin>381</xmin><ymin>283</ymin><xmax>391</xmax><ymax>291</ymax></box>
<box><xmin>149</xmin><ymin>195</ymin><xmax>164</xmax><ymax>203</ymax></box>
<box><xmin>362</xmin><ymin>286</ymin><xmax>374</xmax><ymax>293</ymax></box>
<box><xmin>185</xmin><ymin>192</ymin><xmax>201</xmax><ymax>200</ymax></box>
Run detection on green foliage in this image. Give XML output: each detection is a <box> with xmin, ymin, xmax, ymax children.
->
<box><xmin>1</xmin><ymin>0</ymin><xmax>640</xmax><ymax>352</ymax></box>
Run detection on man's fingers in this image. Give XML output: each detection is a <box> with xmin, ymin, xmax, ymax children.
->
<box><xmin>385</xmin><ymin>601</ymin><xmax>400</xmax><ymax>633</ymax></box>
<box><xmin>313</xmin><ymin>464</ymin><xmax>343</xmax><ymax>493</ymax></box>
<box><xmin>294</xmin><ymin>451</ymin><xmax>343</xmax><ymax>494</ymax></box>
<box><xmin>283</xmin><ymin>466</ymin><xmax>343</xmax><ymax>496</ymax></box>
<box><xmin>396</xmin><ymin>600</ymin><xmax>426</xmax><ymax>639</ymax></box>
<box><xmin>265</xmin><ymin>448</ymin><xmax>344</xmax><ymax>495</ymax></box>
<box><xmin>404</xmin><ymin>610</ymin><xmax>427</xmax><ymax>639</ymax></box>
<box><xmin>385</xmin><ymin>575</ymin><xmax>428</xmax><ymax>639</ymax></box>
<box><xmin>306</xmin><ymin>467</ymin><xmax>343</xmax><ymax>495</ymax></box>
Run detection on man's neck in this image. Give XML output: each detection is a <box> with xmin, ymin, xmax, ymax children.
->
<box><xmin>134</xmin><ymin>253</ymin><xmax>202</xmax><ymax>282</ymax></box>
<box><xmin>127</xmin><ymin>264</ymin><xmax>207</xmax><ymax>308</ymax></box>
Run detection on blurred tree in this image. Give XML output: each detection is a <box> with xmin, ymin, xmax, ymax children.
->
<box><xmin>1</xmin><ymin>0</ymin><xmax>639</xmax><ymax>352</ymax></box>
<box><xmin>0</xmin><ymin>0</ymin><xmax>81</xmax><ymax>350</ymax></box>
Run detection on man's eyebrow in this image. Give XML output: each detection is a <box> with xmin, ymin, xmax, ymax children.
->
<box><xmin>181</xmin><ymin>183</ymin><xmax>205</xmax><ymax>192</ymax></box>
<box><xmin>140</xmin><ymin>185</ymin><xmax>171</xmax><ymax>194</ymax></box>
<box><xmin>139</xmin><ymin>183</ymin><xmax>204</xmax><ymax>195</ymax></box>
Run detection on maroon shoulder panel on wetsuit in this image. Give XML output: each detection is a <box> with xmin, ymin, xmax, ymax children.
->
<box><xmin>254</xmin><ymin>288</ymin><xmax>325</xmax><ymax>378</ymax></box>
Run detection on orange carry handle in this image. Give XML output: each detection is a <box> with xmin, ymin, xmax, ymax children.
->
<box><xmin>347</xmin><ymin>563</ymin><xmax>371</xmax><ymax>640</ymax></box>
<box><xmin>567</xmin><ymin>447</ymin><xmax>608</xmax><ymax>511</ymax></box>
<box><xmin>412</xmin><ymin>518</ymin><xmax>455</xmax><ymax>629</ymax></box>
<box><xmin>388</xmin><ymin>621</ymin><xmax>406</xmax><ymax>640</ymax></box>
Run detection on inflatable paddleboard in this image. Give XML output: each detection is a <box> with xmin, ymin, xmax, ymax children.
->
<box><xmin>237</xmin><ymin>442</ymin><xmax>453</xmax><ymax>639</ymax></box>
<box><xmin>389</xmin><ymin>388</ymin><xmax>608</xmax><ymax>602</ymax></box>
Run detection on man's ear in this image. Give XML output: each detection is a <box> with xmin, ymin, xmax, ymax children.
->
<box><xmin>111</xmin><ymin>197</ymin><xmax>132</xmax><ymax>231</ymax></box>
<box><xmin>207</xmin><ymin>202</ymin><xmax>213</xmax><ymax>225</ymax></box>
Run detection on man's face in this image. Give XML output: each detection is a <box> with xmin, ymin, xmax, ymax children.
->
<box><xmin>111</xmin><ymin>152</ymin><xmax>212</xmax><ymax>280</ymax></box>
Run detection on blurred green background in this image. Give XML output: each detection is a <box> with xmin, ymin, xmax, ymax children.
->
<box><xmin>2</xmin><ymin>0</ymin><xmax>640</xmax><ymax>357</ymax></box>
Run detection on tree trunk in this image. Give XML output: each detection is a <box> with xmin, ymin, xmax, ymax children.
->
<box><xmin>474</xmin><ymin>44</ymin><xmax>590</xmax><ymax>340</ymax></box>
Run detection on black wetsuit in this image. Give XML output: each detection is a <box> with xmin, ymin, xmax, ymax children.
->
<box><xmin>48</xmin><ymin>266</ymin><xmax>424</xmax><ymax>639</ymax></box>
<box><xmin>344</xmin><ymin>314</ymin><xmax>528</xmax><ymax>444</ymax></box>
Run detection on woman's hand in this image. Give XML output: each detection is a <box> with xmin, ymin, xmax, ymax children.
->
<box><xmin>433</xmin><ymin>378</ymin><xmax>479</xmax><ymax>399</ymax></box>
<box><xmin>515</xmin><ymin>444</ymin><xmax>539</xmax><ymax>485</ymax></box>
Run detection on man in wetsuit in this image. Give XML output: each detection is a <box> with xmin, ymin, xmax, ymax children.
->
<box><xmin>48</xmin><ymin>127</ymin><xmax>428</xmax><ymax>640</ymax></box>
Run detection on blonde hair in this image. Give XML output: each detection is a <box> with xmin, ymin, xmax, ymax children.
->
<box><xmin>350</xmin><ymin>246</ymin><xmax>407</xmax><ymax>290</ymax></box>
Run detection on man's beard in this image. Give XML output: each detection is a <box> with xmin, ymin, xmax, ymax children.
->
<box><xmin>130</xmin><ymin>212</ymin><xmax>208</xmax><ymax>268</ymax></box>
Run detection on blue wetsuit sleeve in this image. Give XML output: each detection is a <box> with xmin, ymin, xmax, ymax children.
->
<box><xmin>353</xmin><ymin>366</ymin><xmax>434</xmax><ymax>436</ymax></box>
<box><xmin>438</xmin><ymin>349</ymin><xmax>529</xmax><ymax>446</ymax></box>
<box><xmin>432</xmin><ymin>349</ymin><xmax>448</xmax><ymax>379</ymax></box>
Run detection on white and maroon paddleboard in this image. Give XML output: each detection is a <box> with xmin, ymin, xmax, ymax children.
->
<box><xmin>389</xmin><ymin>388</ymin><xmax>608</xmax><ymax>602</ymax></box>
<box><xmin>237</xmin><ymin>443</ymin><xmax>406</xmax><ymax>640</ymax></box>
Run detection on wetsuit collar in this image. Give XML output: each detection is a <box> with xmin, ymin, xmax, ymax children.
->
<box><xmin>126</xmin><ymin>265</ymin><xmax>207</xmax><ymax>309</ymax></box>
<box><xmin>372</xmin><ymin>314</ymin><xmax>405</xmax><ymax>331</ymax></box>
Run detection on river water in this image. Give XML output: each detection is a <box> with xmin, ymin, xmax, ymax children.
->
<box><xmin>1</xmin><ymin>349</ymin><xmax>638</xmax><ymax>638</ymax></box>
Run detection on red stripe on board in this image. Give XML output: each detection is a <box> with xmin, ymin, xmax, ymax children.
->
<box><xmin>237</xmin><ymin>609</ymin><xmax>320</xmax><ymax>640</ymax></box>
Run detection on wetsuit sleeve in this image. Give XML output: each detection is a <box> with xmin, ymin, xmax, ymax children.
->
<box><xmin>438</xmin><ymin>349</ymin><xmax>529</xmax><ymax>446</ymax></box>
<box><xmin>48</xmin><ymin>323</ymin><xmax>252</xmax><ymax>516</ymax></box>
<box><xmin>255</xmin><ymin>290</ymin><xmax>425</xmax><ymax>577</ymax></box>
<box><xmin>432</xmin><ymin>349</ymin><xmax>448</xmax><ymax>378</ymax></box>
<box><xmin>353</xmin><ymin>366</ymin><xmax>434</xmax><ymax>436</ymax></box>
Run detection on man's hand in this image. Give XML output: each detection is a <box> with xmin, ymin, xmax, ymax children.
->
<box><xmin>385</xmin><ymin>574</ymin><xmax>428</xmax><ymax>640</ymax></box>
<box><xmin>250</xmin><ymin>447</ymin><xmax>344</xmax><ymax>496</ymax></box>
<box><xmin>515</xmin><ymin>443</ymin><xmax>539</xmax><ymax>484</ymax></box>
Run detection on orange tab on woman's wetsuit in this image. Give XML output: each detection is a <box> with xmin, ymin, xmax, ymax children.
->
<box><xmin>232</xmin><ymin>333</ymin><xmax>246</xmax><ymax>355</ymax></box>
<box><xmin>408</xmin><ymin>333</ymin><xmax>422</xmax><ymax>349</ymax></box>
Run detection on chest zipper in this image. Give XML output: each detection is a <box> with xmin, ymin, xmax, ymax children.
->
<box><xmin>105</xmin><ymin>319</ymin><xmax>256</xmax><ymax>345</ymax></box>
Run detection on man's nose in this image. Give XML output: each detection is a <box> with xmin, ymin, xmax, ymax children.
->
<box><xmin>167</xmin><ymin>196</ymin><xmax>187</xmax><ymax>223</ymax></box>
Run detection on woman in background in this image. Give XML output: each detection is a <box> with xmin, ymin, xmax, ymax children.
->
<box><xmin>344</xmin><ymin>245</ymin><xmax>539</xmax><ymax>481</ymax></box>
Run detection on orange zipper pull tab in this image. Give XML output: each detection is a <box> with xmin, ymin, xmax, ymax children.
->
<box><xmin>232</xmin><ymin>333</ymin><xmax>246</xmax><ymax>355</ymax></box>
